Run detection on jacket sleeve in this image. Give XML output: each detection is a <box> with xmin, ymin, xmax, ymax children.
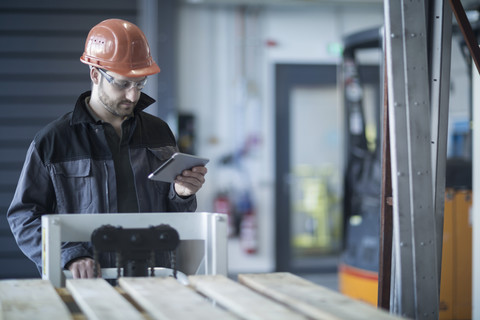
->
<box><xmin>7</xmin><ymin>142</ymin><xmax>92</xmax><ymax>274</ymax></box>
<box><xmin>167</xmin><ymin>183</ymin><xmax>197</xmax><ymax>212</ymax></box>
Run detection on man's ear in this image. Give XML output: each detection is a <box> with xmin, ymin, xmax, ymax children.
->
<box><xmin>90</xmin><ymin>67</ymin><xmax>100</xmax><ymax>85</ymax></box>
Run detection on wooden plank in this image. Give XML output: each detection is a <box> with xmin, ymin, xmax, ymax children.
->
<box><xmin>55</xmin><ymin>288</ymin><xmax>85</xmax><ymax>320</ymax></box>
<box><xmin>0</xmin><ymin>279</ymin><xmax>72</xmax><ymax>320</ymax></box>
<box><xmin>189</xmin><ymin>274</ymin><xmax>308</xmax><ymax>320</ymax></box>
<box><xmin>238</xmin><ymin>273</ymin><xmax>405</xmax><ymax>320</ymax></box>
<box><xmin>66</xmin><ymin>279</ymin><xmax>144</xmax><ymax>320</ymax></box>
<box><xmin>119</xmin><ymin>277</ymin><xmax>238</xmax><ymax>320</ymax></box>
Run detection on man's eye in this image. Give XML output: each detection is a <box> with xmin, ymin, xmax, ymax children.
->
<box><xmin>115</xmin><ymin>81</ymin><xmax>129</xmax><ymax>88</ymax></box>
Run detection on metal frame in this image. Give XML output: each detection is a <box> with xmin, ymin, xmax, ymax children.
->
<box><xmin>473</xmin><ymin>58</ymin><xmax>480</xmax><ymax>320</ymax></box>
<box><xmin>384</xmin><ymin>0</ymin><xmax>443</xmax><ymax>318</ymax></box>
<box><xmin>42</xmin><ymin>212</ymin><xmax>228</xmax><ymax>287</ymax></box>
<box><xmin>429</xmin><ymin>0</ymin><xmax>452</xmax><ymax>287</ymax></box>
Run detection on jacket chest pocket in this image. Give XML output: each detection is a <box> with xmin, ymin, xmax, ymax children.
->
<box><xmin>51</xmin><ymin>159</ymin><xmax>93</xmax><ymax>212</ymax></box>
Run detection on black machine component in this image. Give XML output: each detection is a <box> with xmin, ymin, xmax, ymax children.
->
<box><xmin>91</xmin><ymin>224</ymin><xmax>180</xmax><ymax>278</ymax></box>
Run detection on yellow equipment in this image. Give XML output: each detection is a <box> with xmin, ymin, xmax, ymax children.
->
<box><xmin>339</xmin><ymin>189</ymin><xmax>472</xmax><ymax>319</ymax></box>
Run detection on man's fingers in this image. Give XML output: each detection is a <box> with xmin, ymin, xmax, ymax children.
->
<box><xmin>71</xmin><ymin>266</ymin><xmax>80</xmax><ymax>279</ymax></box>
<box><xmin>68</xmin><ymin>257</ymin><xmax>99</xmax><ymax>279</ymax></box>
<box><xmin>178</xmin><ymin>167</ymin><xmax>207</xmax><ymax>184</ymax></box>
<box><xmin>174</xmin><ymin>166</ymin><xmax>207</xmax><ymax>197</ymax></box>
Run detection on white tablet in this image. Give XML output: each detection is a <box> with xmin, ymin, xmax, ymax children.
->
<box><xmin>148</xmin><ymin>152</ymin><xmax>209</xmax><ymax>182</ymax></box>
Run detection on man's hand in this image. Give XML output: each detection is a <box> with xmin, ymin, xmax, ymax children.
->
<box><xmin>67</xmin><ymin>257</ymin><xmax>101</xmax><ymax>279</ymax></box>
<box><xmin>174</xmin><ymin>166</ymin><xmax>207</xmax><ymax>197</ymax></box>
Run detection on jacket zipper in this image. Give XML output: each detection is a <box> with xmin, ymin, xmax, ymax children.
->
<box><xmin>127</xmin><ymin>147</ymin><xmax>141</xmax><ymax>211</ymax></box>
<box><xmin>104</xmin><ymin>161</ymin><xmax>110</xmax><ymax>213</ymax></box>
<box><xmin>104</xmin><ymin>161</ymin><xmax>114</xmax><ymax>269</ymax></box>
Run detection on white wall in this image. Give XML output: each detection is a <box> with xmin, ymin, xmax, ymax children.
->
<box><xmin>176</xmin><ymin>3</ymin><xmax>384</xmax><ymax>273</ymax></box>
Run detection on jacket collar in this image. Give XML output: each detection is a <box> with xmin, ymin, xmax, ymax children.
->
<box><xmin>70</xmin><ymin>91</ymin><xmax>156</xmax><ymax>125</ymax></box>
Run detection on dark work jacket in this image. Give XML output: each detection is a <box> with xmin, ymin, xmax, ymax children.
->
<box><xmin>7</xmin><ymin>91</ymin><xmax>196</xmax><ymax>274</ymax></box>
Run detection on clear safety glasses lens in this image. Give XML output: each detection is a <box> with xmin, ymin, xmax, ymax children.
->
<box><xmin>97</xmin><ymin>68</ymin><xmax>147</xmax><ymax>90</ymax></box>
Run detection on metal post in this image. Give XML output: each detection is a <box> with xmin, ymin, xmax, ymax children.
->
<box><xmin>209</xmin><ymin>214</ymin><xmax>228</xmax><ymax>275</ymax></box>
<box><xmin>42</xmin><ymin>216</ymin><xmax>63</xmax><ymax>287</ymax></box>
<box><xmin>384</xmin><ymin>0</ymin><xmax>440</xmax><ymax>318</ymax></box>
<box><xmin>378</xmin><ymin>50</ymin><xmax>393</xmax><ymax>310</ymax></box>
<box><xmin>384</xmin><ymin>2</ymin><xmax>415</xmax><ymax>313</ymax></box>
<box><xmin>472</xmin><ymin>58</ymin><xmax>480</xmax><ymax>320</ymax></box>
<box><xmin>429</xmin><ymin>0</ymin><xmax>452</xmax><ymax>289</ymax></box>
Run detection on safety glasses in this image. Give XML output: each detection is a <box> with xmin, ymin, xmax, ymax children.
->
<box><xmin>97</xmin><ymin>68</ymin><xmax>147</xmax><ymax>91</ymax></box>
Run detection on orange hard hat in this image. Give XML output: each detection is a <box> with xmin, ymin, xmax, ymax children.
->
<box><xmin>80</xmin><ymin>19</ymin><xmax>160</xmax><ymax>77</ymax></box>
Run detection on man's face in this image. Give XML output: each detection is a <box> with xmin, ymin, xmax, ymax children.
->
<box><xmin>97</xmin><ymin>70</ymin><xmax>145</xmax><ymax>118</ymax></box>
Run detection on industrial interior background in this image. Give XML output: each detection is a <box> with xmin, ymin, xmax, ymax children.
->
<box><xmin>0</xmin><ymin>0</ymin><xmax>475</xmax><ymax>317</ymax></box>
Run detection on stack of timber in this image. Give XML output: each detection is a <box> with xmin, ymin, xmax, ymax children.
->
<box><xmin>0</xmin><ymin>272</ymin><xmax>403</xmax><ymax>319</ymax></box>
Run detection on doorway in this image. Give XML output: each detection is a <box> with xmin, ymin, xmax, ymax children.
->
<box><xmin>275</xmin><ymin>64</ymin><xmax>342</xmax><ymax>272</ymax></box>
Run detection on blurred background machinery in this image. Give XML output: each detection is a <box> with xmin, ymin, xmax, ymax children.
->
<box><xmin>338</xmin><ymin>23</ymin><xmax>473</xmax><ymax>319</ymax></box>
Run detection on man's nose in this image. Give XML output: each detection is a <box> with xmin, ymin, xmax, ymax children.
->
<box><xmin>125</xmin><ymin>87</ymin><xmax>140</xmax><ymax>102</ymax></box>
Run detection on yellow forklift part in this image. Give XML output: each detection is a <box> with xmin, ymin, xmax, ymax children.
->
<box><xmin>338</xmin><ymin>263</ymin><xmax>378</xmax><ymax>306</ymax></box>
<box><xmin>440</xmin><ymin>189</ymin><xmax>472</xmax><ymax>320</ymax></box>
<box><xmin>340</xmin><ymin>189</ymin><xmax>472</xmax><ymax>318</ymax></box>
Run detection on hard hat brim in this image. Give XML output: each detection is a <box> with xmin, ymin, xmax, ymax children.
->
<box><xmin>80</xmin><ymin>55</ymin><xmax>161</xmax><ymax>78</ymax></box>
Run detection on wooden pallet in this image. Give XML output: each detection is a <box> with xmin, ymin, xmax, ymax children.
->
<box><xmin>0</xmin><ymin>272</ymin><xmax>404</xmax><ymax>320</ymax></box>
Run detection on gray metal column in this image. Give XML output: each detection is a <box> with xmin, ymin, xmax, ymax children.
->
<box><xmin>384</xmin><ymin>0</ymin><xmax>440</xmax><ymax>318</ymax></box>
<box><xmin>429</xmin><ymin>0</ymin><xmax>452</xmax><ymax>288</ymax></box>
<box><xmin>472</xmin><ymin>55</ymin><xmax>480</xmax><ymax>320</ymax></box>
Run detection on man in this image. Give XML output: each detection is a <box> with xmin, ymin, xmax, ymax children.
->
<box><xmin>7</xmin><ymin>19</ymin><xmax>207</xmax><ymax>278</ymax></box>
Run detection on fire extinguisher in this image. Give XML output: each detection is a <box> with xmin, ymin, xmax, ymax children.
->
<box><xmin>214</xmin><ymin>192</ymin><xmax>235</xmax><ymax>237</ymax></box>
<box><xmin>239</xmin><ymin>192</ymin><xmax>258</xmax><ymax>254</ymax></box>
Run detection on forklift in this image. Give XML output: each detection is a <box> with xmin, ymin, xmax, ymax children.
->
<box><xmin>338</xmin><ymin>24</ymin><xmax>472</xmax><ymax>319</ymax></box>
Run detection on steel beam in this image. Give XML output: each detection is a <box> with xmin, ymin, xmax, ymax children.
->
<box><xmin>384</xmin><ymin>0</ymin><xmax>440</xmax><ymax>317</ymax></box>
<box><xmin>429</xmin><ymin>0</ymin><xmax>452</xmax><ymax>289</ymax></box>
<box><xmin>378</xmin><ymin>51</ymin><xmax>393</xmax><ymax>310</ymax></box>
